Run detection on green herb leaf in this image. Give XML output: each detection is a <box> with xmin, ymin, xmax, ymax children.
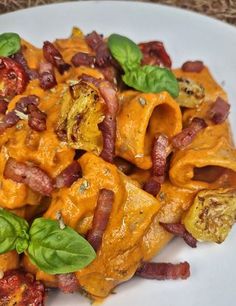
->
<box><xmin>28</xmin><ymin>218</ymin><xmax>96</xmax><ymax>274</ymax></box>
<box><xmin>0</xmin><ymin>33</ymin><xmax>21</xmax><ymax>57</ymax></box>
<box><xmin>122</xmin><ymin>65</ymin><xmax>179</xmax><ymax>98</ymax></box>
<box><xmin>108</xmin><ymin>33</ymin><xmax>142</xmax><ymax>71</ymax></box>
<box><xmin>0</xmin><ymin>209</ymin><xmax>29</xmax><ymax>254</ymax></box>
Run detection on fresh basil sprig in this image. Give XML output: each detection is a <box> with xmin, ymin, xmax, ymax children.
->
<box><xmin>108</xmin><ymin>33</ymin><xmax>179</xmax><ymax>98</ymax></box>
<box><xmin>108</xmin><ymin>33</ymin><xmax>142</xmax><ymax>71</ymax></box>
<box><xmin>0</xmin><ymin>33</ymin><xmax>21</xmax><ymax>57</ymax></box>
<box><xmin>123</xmin><ymin>65</ymin><xmax>179</xmax><ymax>98</ymax></box>
<box><xmin>0</xmin><ymin>209</ymin><xmax>96</xmax><ymax>274</ymax></box>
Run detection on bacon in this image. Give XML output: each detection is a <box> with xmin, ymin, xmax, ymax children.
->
<box><xmin>143</xmin><ymin>176</ymin><xmax>161</xmax><ymax>197</ymax></box>
<box><xmin>144</xmin><ymin>134</ymin><xmax>169</xmax><ymax>197</ymax></box>
<box><xmin>172</xmin><ymin>117</ymin><xmax>207</xmax><ymax>149</ymax></box>
<box><xmin>99</xmin><ymin>65</ymin><xmax>118</xmax><ymax>84</ymax></box>
<box><xmin>0</xmin><ymin>270</ymin><xmax>45</xmax><ymax>306</ymax></box>
<box><xmin>43</xmin><ymin>41</ymin><xmax>71</xmax><ymax>74</ymax></box>
<box><xmin>159</xmin><ymin>222</ymin><xmax>197</xmax><ymax>248</ymax></box>
<box><xmin>0</xmin><ymin>97</ymin><xmax>8</xmax><ymax>114</ymax></box>
<box><xmin>139</xmin><ymin>41</ymin><xmax>172</xmax><ymax>68</ymax></box>
<box><xmin>85</xmin><ymin>31</ymin><xmax>111</xmax><ymax>67</ymax></box>
<box><xmin>0</xmin><ymin>111</ymin><xmax>19</xmax><ymax>134</ymax></box>
<box><xmin>4</xmin><ymin>157</ymin><xmax>53</xmax><ymax>196</ymax></box>
<box><xmin>12</xmin><ymin>52</ymin><xmax>39</xmax><ymax>80</ymax></box>
<box><xmin>114</xmin><ymin>157</ymin><xmax>134</xmax><ymax>175</ymax></box>
<box><xmin>87</xmin><ymin>189</ymin><xmax>114</xmax><ymax>251</ymax></box>
<box><xmin>71</xmin><ymin>52</ymin><xmax>95</xmax><ymax>67</ymax></box>
<box><xmin>16</xmin><ymin>95</ymin><xmax>39</xmax><ymax>113</ymax></box>
<box><xmin>80</xmin><ymin>74</ymin><xmax>118</xmax><ymax>163</ymax></box>
<box><xmin>57</xmin><ymin>273</ymin><xmax>79</xmax><ymax>294</ymax></box>
<box><xmin>208</xmin><ymin>97</ymin><xmax>230</xmax><ymax>124</ymax></box>
<box><xmin>39</xmin><ymin>62</ymin><xmax>57</xmax><ymax>90</ymax></box>
<box><xmin>181</xmin><ymin>60</ymin><xmax>204</xmax><ymax>73</ymax></box>
<box><xmin>0</xmin><ymin>57</ymin><xmax>28</xmax><ymax>98</ymax></box>
<box><xmin>136</xmin><ymin>261</ymin><xmax>190</xmax><ymax>280</ymax></box>
<box><xmin>55</xmin><ymin>161</ymin><xmax>82</xmax><ymax>188</ymax></box>
<box><xmin>28</xmin><ymin>104</ymin><xmax>47</xmax><ymax>132</ymax></box>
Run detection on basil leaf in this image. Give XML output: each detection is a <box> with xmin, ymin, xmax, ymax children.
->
<box><xmin>0</xmin><ymin>33</ymin><xmax>21</xmax><ymax>57</ymax></box>
<box><xmin>28</xmin><ymin>218</ymin><xmax>96</xmax><ymax>274</ymax></box>
<box><xmin>0</xmin><ymin>209</ymin><xmax>29</xmax><ymax>254</ymax></box>
<box><xmin>122</xmin><ymin>65</ymin><xmax>179</xmax><ymax>98</ymax></box>
<box><xmin>108</xmin><ymin>33</ymin><xmax>142</xmax><ymax>71</ymax></box>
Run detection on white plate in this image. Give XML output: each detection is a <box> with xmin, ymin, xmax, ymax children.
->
<box><xmin>0</xmin><ymin>1</ymin><xmax>236</xmax><ymax>306</ymax></box>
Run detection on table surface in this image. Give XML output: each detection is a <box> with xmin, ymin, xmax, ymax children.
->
<box><xmin>0</xmin><ymin>0</ymin><xmax>236</xmax><ymax>25</ymax></box>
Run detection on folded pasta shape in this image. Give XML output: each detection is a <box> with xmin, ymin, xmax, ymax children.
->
<box><xmin>116</xmin><ymin>91</ymin><xmax>182</xmax><ymax>169</ymax></box>
<box><xmin>30</xmin><ymin>153</ymin><xmax>162</xmax><ymax>297</ymax></box>
<box><xmin>170</xmin><ymin>67</ymin><xmax>236</xmax><ymax>190</ymax></box>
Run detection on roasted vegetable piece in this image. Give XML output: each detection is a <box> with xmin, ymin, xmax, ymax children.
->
<box><xmin>183</xmin><ymin>189</ymin><xmax>236</xmax><ymax>243</ymax></box>
<box><xmin>66</xmin><ymin>81</ymin><xmax>105</xmax><ymax>153</ymax></box>
<box><xmin>176</xmin><ymin>77</ymin><xmax>205</xmax><ymax>108</ymax></box>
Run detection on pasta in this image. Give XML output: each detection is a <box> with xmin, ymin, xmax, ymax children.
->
<box><xmin>0</xmin><ymin>27</ymin><xmax>235</xmax><ymax>305</ymax></box>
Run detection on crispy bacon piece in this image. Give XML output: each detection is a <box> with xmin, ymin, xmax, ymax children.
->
<box><xmin>208</xmin><ymin>97</ymin><xmax>230</xmax><ymax>124</ymax></box>
<box><xmin>136</xmin><ymin>261</ymin><xmax>190</xmax><ymax>280</ymax></box>
<box><xmin>0</xmin><ymin>97</ymin><xmax>8</xmax><ymax>114</ymax></box>
<box><xmin>172</xmin><ymin>117</ymin><xmax>207</xmax><ymax>149</ymax></box>
<box><xmin>57</xmin><ymin>273</ymin><xmax>79</xmax><ymax>294</ymax></box>
<box><xmin>0</xmin><ymin>57</ymin><xmax>28</xmax><ymax>98</ymax></box>
<box><xmin>39</xmin><ymin>62</ymin><xmax>57</xmax><ymax>90</ymax></box>
<box><xmin>85</xmin><ymin>31</ymin><xmax>111</xmax><ymax>67</ymax></box>
<box><xmin>28</xmin><ymin>104</ymin><xmax>47</xmax><ymax>132</ymax></box>
<box><xmin>0</xmin><ymin>111</ymin><xmax>19</xmax><ymax>134</ymax></box>
<box><xmin>87</xmin><ymin>189</ymin><xmax>114</xmax><ymax>251</ymax></box>
<box><xmin>43</xmin><ymin>41</ymin><xmax>71</xmax><ymax>74</ymax></box>
<box><xmin>160</xmin><ymin>222</ymin><xmax>197</xmax><ymax>248</ymax></box>
<box><xmin>80</xmin><ymin>74</ymin><xmax>118</xmax><ymax>163</ymax></box>
<box><xmin>4</xmin><ymin>157</ymin><xmax>53</xmax><ymax>196</ymax></box>
<box><xmin>55</xmin><ymin>161</ymin><xmax>82</xmax><ymax>188</ymax></box>
<box><xmin>71</xmin><ymin>52</ymin><xmax>95</xmax><ymax>67</ymax></box>
<box><xmin>181</xmin><ymin>60</ymin><xmax>204</xmax><ymax>73</ymax></box>
<box><xmin>144</xmin><ymin>134</ymin><xmax>169</xmax><ymax>197</ymax></box>
<box><xmin>12</xmin><ymin>52</ymin><xmax>39</xmax><ymax>80</ymax></box>
<box><xmin>139</xmin><ymin>41</ymin><xmax>172</xmax><ymax>68</ymax></box>
<box><xmin>114</xmin><ymin>157</ymin><xmax>134</xmax><ymax>175</ymax></box>
<box><xmin>0</xmin><ymin>270</ymin><xmax>45</xmax><ymax>306</ymax></box>
<box><xmin>16</xmin><ymin>95</ymin><xmax>39</xmax><ymax>113</ymax></box>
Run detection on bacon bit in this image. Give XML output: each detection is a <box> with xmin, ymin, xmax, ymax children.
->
<box><xmin>143</xmin><ymin>134</ymin><xmax>169</xmax><ymax>197</ymax></box>
<box><xmin>208</xmin><ymin>97</ymin><xmax>230</xmax><ymax>124</ymax></box>
<box><xmin>0</xmin><ymin>270</ymin><xmax>45</xmax><ymax>306</ymax></box>
<box><xmin>99</xmin><ymin>66</ymin><xmax>119</xmax><ymax>84</ymax></box>
<box><xmin>43</xmin><ymin>41</ymin><xmax>71</xmax><ymax>74</ymax></box>
<box><xmin>85</xmin><ymin>31</ymin><xmax>111</xmax><ymax>67</ymax></box>
<box><xmin>4</xmin><ymin>157</ymin><xmax>53</xmax><ymax>196</ymax></box>
<box><xmin>0</xmin><ymin>111</ymin><xmax>19</xmax><ymax>134</ymax></box>
<box><xmin>39</xmin><ymin>62</ymin><xmax>57</xmax><ymax>90</ymax></box>
<box><xmin>87</xmin><ymin>189</ymin><xmax>114</xmax><ymax>252</ymax></box>
<box><xmin>160</xmin><ymin>222</ymin><xmax>197</xmax><ymax>248</ymax></box>
<box><xmin>71</xmin><ymin>52</ymin><xmax>95</xmax><ymax>67</ymax></box>
<box><xmin>28</xmin><ymin>104</ymin><xmax>47</xmax><ymax>132</ymax></box>
<box><xmin>55</xmin><ymin>161</ymin><xmax>82</xmax><ymax>188</ymax></box>
<box><xmin>114</xmin><ymin>157</ymin><xmax>134</xmax><ymax>175</ymax></box>
<box><xmin>181</xmin><ymin>60</ymin><xmax>204</xmax><ymax>73</ymax></box>
<box><xmin>12</xmin><ymin>52</ymin><xmax>39</xmax><ymax>80</ymax></box>
<box><xmin>0</xmin><ymin>98</ymin><xmax>8</xmax><ymax>114</ymax></box>
<box><xmin>136</xmin><ymin>261</ymin><xmax>190</xmax><ymax>280</ymax></box>
<box><xmin>143</xmin><ymin>176</ymin><xmax>161</xmax><ymax>197</ymax></box>
<box><xmin>57</xmin><ymin>273</ymin><xmax>79</xmax><ymax>294</ymax></box>
<box><xmin>16</xmin><ymin>95</ymin><xmax>39</xmax><ymax>113</ymax></box>
<box><xmin>0</xmin><ymin>57</ymin><xmax>28</xmax><ymax>98</ymax></box>
<box><xmin>139</xmin><ymin>41</ymin><xmax>172</xmax><ymax>68</ymax></box>
<box><xmin>172</xmin><ymin>117</ymin><xmax>207</xmax><ymax>149</ymax></box>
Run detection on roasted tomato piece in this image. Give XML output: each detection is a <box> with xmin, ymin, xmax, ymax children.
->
<box><xmin>0</xmin><ymin>270</ymin><xmax>45</xmax><ymax>306</ymax></box>
<box><xmin>183</xmin><ymin>189</ymin><xmax>236</xmax><ymax>243</ymax></box>
<box><xmin>0</xmin><ymin>57</ymin><xmax>28</xmax><ymax>98</ymax></box>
